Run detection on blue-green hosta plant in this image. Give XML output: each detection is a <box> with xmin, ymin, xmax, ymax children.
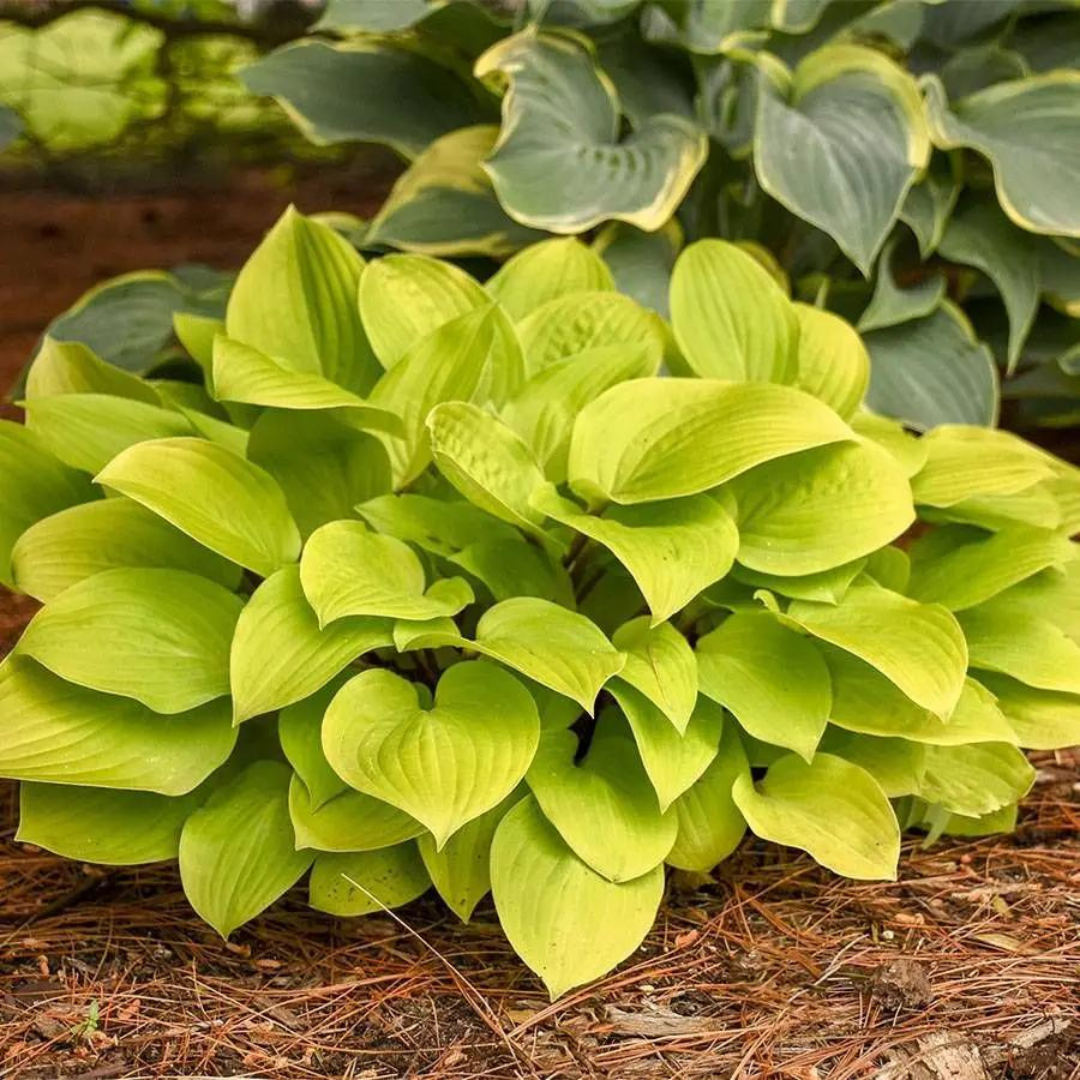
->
<box><xmin>3</xmin><ymin>209</ymin><xmax>1079</xmax><ymax>999</ymax></box>
<box><xmin>239</xmin><ymin>0</ymin><xmax>1080</xmax><ymax>431</ymax></box>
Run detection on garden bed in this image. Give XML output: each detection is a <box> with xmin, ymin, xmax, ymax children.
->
<box><xmin>0</xmin><ymin>178</ymin><xmax>1077</xmax><ymax>1080</ymax></box>
<box><xmin>0</xmin><ymin>742</ymin><xmax>1076</xmax><ymax>1078</ymax></box>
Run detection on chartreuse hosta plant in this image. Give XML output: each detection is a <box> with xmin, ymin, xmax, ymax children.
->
<box><xmin>237</xmin><ymin>0</ymin><xmax>1080</xmax><ymax>430</ymax></box>
<box><xmin>3</xmin><ymin>209</ymin><xmax>1080</xmax><ymax>1000</ymax></box>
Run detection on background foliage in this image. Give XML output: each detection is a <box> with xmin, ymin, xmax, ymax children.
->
<box><xmin>0</xmin><ymin>0</ymin><xmax>322</xmax><ymax>170</ymax></box>
<box><xmin>3</xmin><ymin>1</ymin><xmax>1077</xmax><ymax>437</ymax></box>
<box><xmin>235</xmin><ymin>0</ymin><xmax>1080</xmax><ymax>433</ymax></box>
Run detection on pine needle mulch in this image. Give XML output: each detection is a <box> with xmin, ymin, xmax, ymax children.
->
<box><xmin>0</xmin><ymin>593</ymin><xmax>1077</xmax><ymax>1080</ymax></box>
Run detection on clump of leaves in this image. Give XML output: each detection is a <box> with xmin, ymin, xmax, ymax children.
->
<box><xmin>241</xmin><ymin>0</ymin><xmax>1080</xmax><ymax>430</ymax></box>
<box><xmin>3</xmin><ymin>208</ymin><xmax>1078</xmax><ymax>999</ymax></box>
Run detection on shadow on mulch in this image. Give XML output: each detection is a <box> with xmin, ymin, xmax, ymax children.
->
<box><xmin>0</xmin><ymin>590</ymin><xmax>1077</xmax><ymax>1079</ymax></box>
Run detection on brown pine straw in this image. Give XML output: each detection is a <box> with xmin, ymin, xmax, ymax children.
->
<box><xmin>0</xmin><ymin>594</ymin><xmax>1077</xmax><ymax>1078</ymax></box>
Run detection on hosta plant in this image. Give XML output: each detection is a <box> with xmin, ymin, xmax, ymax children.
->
<box><xmin>3</xmin><ymin>208</ymin><xmax>1079</xmax><ymax>999</ymax></box>
<box><xmin>239</xmin><ymin>0</ymin><xmax>1080</xmax><ymax>430</ymax></box>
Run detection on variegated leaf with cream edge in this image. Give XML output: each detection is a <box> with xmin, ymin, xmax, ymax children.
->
<box><xmin>754</xmin><ymin>46</ymin><xmax>930</xmax><ymax>274</ymax></box>
<box><xmin>475</xmin><ymin>30</ymin><xmax>707</xmax><ymax>233</ymax></box>
<box><xmin>366</xmin><ymin>125</ymin><xmax>543</xmax><ymax>257</ymax></box>
<box><xmin>922</xmin><ymin>71</ymin><xmax>1080</xmax><ymax>238</ymax></box>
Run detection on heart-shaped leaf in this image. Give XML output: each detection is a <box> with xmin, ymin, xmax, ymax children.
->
<box><xmin>179</xmin><ymin>761</ymin><xmax>315</xmax><ymax>937</ymax></box>
<box><xmin>726</xmin><ymin>440</ymin><xmax>914</xmax><ymax>576</ymax></box>
<box><xmin>468</xmin><ymin>598</ymin><xmax>624</xmax><ymax>712</ymax></box>
<box><xmin>908</xmin><ymin>526</ymin><xmax>1074</xmax><ymax>611</ymax></box>
<box><xmin>241</xmin><ymin>40</ymin><xmax>492</xmax><ymax>159</ymax></box>
<box><xmin>857</xmin><ymin>237</ymin><xmax>946</xmax><ymax>334</ymax></box>
<box><xmin>983</xmin><ymin>561</ymin><xmax>1080</xmax><ymax>643</ymax></box>
<box><xmin>26</xmin><ymin>336</ymin><xmax>162</xmax><ymax>404</ymax></box>
<box><xmin>791</xmin><ymin>303</ymin><xmax>869</xmax><ymax>419</ymax></box>
<box><xmin>959</xmin><ymin>606</ymin><xmax>1080</xmax><ymax>695</ymax></box>
<box><xmin>789</xmin><ymin>584</ymin><xmax>968</xmax><ymax>719</ymax></box>
<box><xmin>211</xmin><ymin>336</ymin><xmax>398</xmax><ymax>433</ymax></box>
<box><xmin>427</xmin><ymin>401</ymin><xmax>549</xmax><ymax>537</ymax></box>
<box><xmin>610</xmin><ymin>617</ymin><xmax>698</xmax><ymax>733</ymax></box>
<box><xmin>247</xmin><ymin>411</ymin><xmax>392</xmax><ymax>540</ymax></box>
<box><xmin>12</xmin><ymin>496</ymin><xmax>242</xmax><ymax>603</ymax></box>
<box><xmin>669</xmin><ymin>239</ymin><xmax>799</xmax><ymax>383</ymax></box>
<box><xmin>449</xmin><ymin>539</ymin><xmax>573</xmax><ymax>605</ymax></box>
<box><xmin>23</xmin><ymin>393</ymin><xmax>195</xmax><ymax>473</ymax></box>
<box><xmin>309</xmin><ymin>845</ymin><xmax>431</xmax><ymax>916</ymax></box>
<box><xmin>755</xmin><ymin>46</ymin><xmax>929</xmax><ymax>273</ymax></box>
<box><xmin>0</xmin><ymin>420</ymin><xmax>94</xmax><ymax>588</ymax></box>
<box><xmin>567</xmin><ymin>378</ymin><xmax>853</xmax><ymax>506</ymax></box>
<box><xmin>490</xmin><ymin>794</ymin><xmax>665</xmax><ymax>1000</ymax></box>
<box><xmin>515</xmin><ymin>292</ymin><xmax>665</xmax><ymax>376</ymax></box>
<box><xmin>366</xmin><ymin>125</ymin><xmax>543</xmax><ymax>258</ymax></box>
<box><xmin>919</xmin><ymin>743</ymin><xmax>1036</xmax><ymax>817</ymax></box>
<box><xmin>977</xmin><ymin>673</ymin><xmax>1080</xmax><ymax>750</ymax></box>
<box><xmin>0</xmin><ymin>657</ymin><xmax>235</xmax><ymax>795</ymax></box>
<box><xmin>609</xmin><ymin>686</ymin><xmax>722</xmax><ymax>813</ymax></box>
<box><xmin>369</xmin><ymin>306</ymin><xmax>503</xmax><ymax>487</ymax></box>
<box><xmin>938</xmin><ymin>200</ymin><xmax>1039</xmax><ymax>372</ymax></box>
<box><xmin>592</xmin><ymin>219</ymin><xmax>681</xmax><ymax>317</ymax></box>
<box><xmin>288</xmin><ymin>776</ymin><xmax>424</xmax><ymax>852</ymax></box>
<box><xmin>535</xmin><ymin>486</ymin><xmax>739</xmax><ymax>626</ymax></box>
<box><xmin>300</xmin><ymin>520</ymin><xmax>473</xmax><ymax>625</ymax></box>
<box><xmin>418</xmin><ymin>788</ymin><xmax>519</xmax><ymax>922</ymax></box>
<box><xmin>923</xmin><ymin>72</ymin><xmax>1080</xmax><ymax>237</ymax></box>
<box><xmin>475</xmin><ymin>30</ymin><xmax>706</xmax><ymax>232</ymax></box>
<box><xmin>827</xmin><ymin>652</ymin><xmax>1018</xmax><ymax>745</ymax></box>
<box><xmin>224</xmin><ymin>205</ymin><xmax>380</xmax><ymax>394</ymax></box>
<box><xmin>503</xmin><ymin>344</ymin><xmax>660</xmax><ymax>480</ymax></box>
<box><xmin>359</xmin><ymin>254</ymin><xmax>491</xmax><ymax>368</ymax></box>
<box><xmin>358</xmin><ymin>493</ymin><xmax>519</xmax><ymax>556</ymax></box>
<box><xmin>18</xmin><ymin>567</ymin><xmax>243</xmax><ymax>714</ymax></box>
<box><xmin>666</xmin><ymin>719</ymin><xmax>750</xmax><ymax>872</ymax></box>
<box><xmin>230</xmin><ymin>566</ymin><xmax>394</xmax><ymax>724</ymax></box>
<box><xmin>323</xmin><ymin>661</ymin><xmax>540</xmax><ymax>847</ymax></box>
<box><xmin>733</xmin><ymin>558</ymin><xmax>866</xmax><ymax>604</ymax></box>
<box><xmin>900</xmin><ymin>154</ymin><xmax>959</xmax><ymax>256</ymax></box>
<box><xmin>96</xmin><ymin>437</ymin><xmax>302</xmax><ymax>577</ymax></box>
<box><xmin>18</xmin><ymin>783</ymin><xmax>202</xmax><ymax>865</ymax></box>
<box><xmin>487</xmin><ymin>238</ymin><xmax>614</xmax><ymax>320</ymax></box>
<box><xmin>279</xmin><ymin>680</ymin><xmax>350</xmax><ymax>812</ymax></box>
<box><xmin>818</xmin><ymin>729</ymin><xmax>925</xmax><ymax>798</ymax></box>
<box><xmin>864</xmin><ymin>304</ymin><xmax>999</xmax><ymax>431</ymax></box>
<box><xmin>732</xmin><ymin>753</ymin><xmax>900</xmax><ymax>880</ymax></box>
<box><xmin>697</xmin><ymin>612</ymin><xmax>831</xmax><ymax>761</ymax></box>
<box><xmin>173</xmin><ymin>312</ymin><xmax>222</xmax><ymax>373</ymax></box>
<box><xmin>911</xmin><ymin>425</ymin><xmax>1055</xmax><ymax>508</ymax></box>
<box><xmin>526</xmin><ymin>726</ymin><xmax>677</xmax><ymax>882</ymax></box>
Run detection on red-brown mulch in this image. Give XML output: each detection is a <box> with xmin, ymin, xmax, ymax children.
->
<box><xmin>1</xmin><ymin>589</ymin><xmax>1078</xmax><ymax>1079</ymax></box>
<box><xmin>0</xmin><ymin>164</ymin><xmax>394</xmax><ymax>395</ymax></box>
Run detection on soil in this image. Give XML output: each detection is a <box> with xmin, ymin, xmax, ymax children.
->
<box><xmin>1</xmin><ymin>172</ymin><xmax>1078</xmax><ymax>1079</ymax></box>
<box><xmin>0</xmin><ymin>163</ymin><xmax>395</xmax><ymax>399</ymax></box>
<box><xmin>0</xmin><ymin>752</ymin><xmax>1076</xmax><ymax>1079</ymax></box>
